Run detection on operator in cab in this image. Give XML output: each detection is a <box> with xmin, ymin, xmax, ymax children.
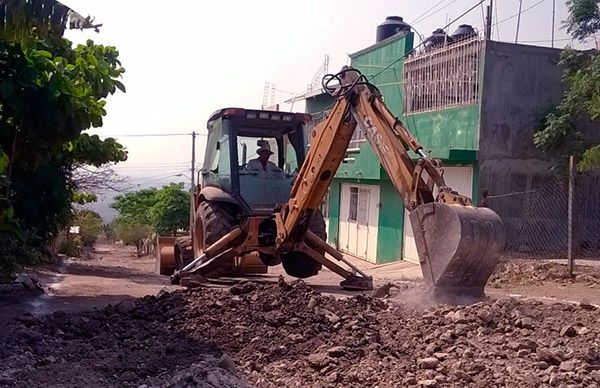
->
<box><xmin>247</xmin><ymin>141</ymin><xmax>283</xmax><ymax>178</ymax></box>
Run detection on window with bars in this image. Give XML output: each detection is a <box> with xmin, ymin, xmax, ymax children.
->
<box><xmin>403</xmin><ymin>36</ymin><xmax>482</xmax><ymax>114</ymax></box>
<box><xmin>348</xmin><ymin>186</ymin><xmax>369</xmax><ymax>224</ymax></box>
<box><xmin>348</xmin><ymin>127</ymin><xmax>366</xmax><ymax>150</ymax></box>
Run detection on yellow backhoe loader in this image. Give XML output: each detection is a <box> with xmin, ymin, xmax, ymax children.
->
<box><xmin>161</xmin><ymin>67</ymin><xmax>505</xmax><ymax>298</ymax></box>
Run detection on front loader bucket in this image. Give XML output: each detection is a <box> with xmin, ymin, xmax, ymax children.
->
<box><xmin>409</xmin><ymin>203</ymin><xmax>505</xmax><ymax>299</ymax></box>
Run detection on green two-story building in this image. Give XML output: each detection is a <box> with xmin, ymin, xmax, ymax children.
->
<box><xmin>307</xmin><ymin>18</ymin><xmax>567</xmax><ymax>264</ymax></box>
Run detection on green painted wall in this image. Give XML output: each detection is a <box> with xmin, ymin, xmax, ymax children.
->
<box><xmin>334</xmin><ymin>33</ymin><xmax>415</xmax><ymax>181</ymax></box>
<box><xmin>336</xmin><ymin>142</ymin><xmax>381</xmax><ymax>180</ymax></box>
<box><xmin>351</xmin><ymin>32</ymin><xmax>414</xmax><ymax>117</ymax></box>
<box><xmin>376</xmin><ymin>178</ymin><xmax>404</xmax><ymax>263</ymax></box>
<box><xmin>403</xmin><ymin>104</ymin><xmax>480</xmax><ymax>160</ymax></box>
<box><xmin>306</xmin><ymin>93</ymin><xmax>334</xmax><ymax>115</ymax></box>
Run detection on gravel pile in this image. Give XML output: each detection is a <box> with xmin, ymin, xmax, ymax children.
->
<box><xmin>2</xmin><ymin>278</ymin><xmax>600</xmax><ymax>387</ymax></box>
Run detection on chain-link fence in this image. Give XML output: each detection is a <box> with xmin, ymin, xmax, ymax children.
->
<box><xmin>484</xmin><ymin>170</ymin><xmax>600</xmax><ymax>261</ymax></box>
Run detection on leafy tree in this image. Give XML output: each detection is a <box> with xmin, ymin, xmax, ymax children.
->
<box><xmin>0</xmin><ymin>35</ymin><xmax>127</xmax><ymax>249</ymax></box>
<box><xmin>0</xmin><ymin>1</ymin><xmax>125</xmax><ymax>278</ymax></box>
<box><xmin>111</xmin><ymin>188</ymin><xmax>159</xmax><ymax>227</ymax></box>
<box><xmin>112</xmin><ymin>183</ymin><xmax>191</xmax><ymax>235</ymax></box>
<box><xmin>0</xmin><ymin>0</ymin><xmax>100</xmax><ymax>41</ymax></box>
<box><xmin>74</xmin><ymin>209</ymin><xmax>102</xmax><ymax>247</ymax></box>
<box><xmin>565</xmin><ymin>0</ymin><xmax>600</xmax><ymax>40</ymax></box>
<box><xmin>113</xmin><ymin>220</ymin><xmax>153</xmax><ymax>257</ymax></box>
<box><xmin>151</xmin><ymin>183</ymin><xmax>191</xmax><ymax>235</ymax></box>
<box><xmin>535</xmin><ymin>0</ymin><xmax>600</xmax><ymax>172</ymax></box>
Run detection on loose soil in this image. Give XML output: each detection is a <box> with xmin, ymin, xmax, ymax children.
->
<box><xmin>2</xmin><ymin>279</ymin><xmax>600</xmax><ymax>387</ymax></box>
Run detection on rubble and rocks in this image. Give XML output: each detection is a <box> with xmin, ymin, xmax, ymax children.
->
<box><xmin>489</xmin><ymin>259</ymin><xmax>600</xmax><ymax>287</ymax></box>
<box><xmin>0</xmin><ymin>274</ymin><xmax>44</xmax><ymax>294</ymax></box>
<box><xmin>1</xmin><ymin>279</ymin><xmax>600</xmax><ymax>387</ymax></box>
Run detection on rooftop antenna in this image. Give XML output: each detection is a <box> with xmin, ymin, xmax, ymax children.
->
<box><xmin>515</xmin><ymin>0</ymin><xmax>523</xmax><ymax>44</ymax></box>
<box><xmin>551</xmin><ymin>0</ymin><xmax>556</xmax><ymax>47</ymax></box>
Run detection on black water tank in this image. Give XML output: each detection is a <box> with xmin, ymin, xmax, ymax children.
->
<box><xmin>451</xmin><ymin>24</ymin><xmax>476</xmax><ymax>42</ymax></box>
<box><xmin>425</xmin><ymin>28</ymin><xmax>452</xmax><ymax>51</ymax></box>
<box><xmin>376</xmin><ymin>16</ymin><xmax>411</xmax><ymax>43</ymax></box>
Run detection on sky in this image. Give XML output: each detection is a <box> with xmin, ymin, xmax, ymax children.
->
<box><xmin>60</xmin><ymin>0</ymin><xmax>594</xmax><ymax>218</ymax></box>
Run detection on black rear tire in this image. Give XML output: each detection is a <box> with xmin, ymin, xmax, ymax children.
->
<box><xmin>281</xmin><ymin>210</ymin><xmax>327</xmax><ymax>278</ymax></box>
<box><xmin>174</xmin><ymin>236</ymin><xmax>193</xmax><ymax>270</ymax></box>
<box><xmin>200</xmin><ymin>201</ymin><xmax>237</xmax><ymax>245</ymax></box>
<box><xmin>197</xmin><ymin>201</ymin><xmax>237</xmax><ymax>277</ymax></box>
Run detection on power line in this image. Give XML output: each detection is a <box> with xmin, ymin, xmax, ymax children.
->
<box><xmin>413</xmin><ymin>0</ymin><xmax>460</xmax><ymax>26</ymax></box>
<box><xmin>412</xmin><ymin>0</ymin><xmax>446</xmax><ymax>24</ymax></box>
<box><xmin>512</xmin><ymin>36</ymin><xmax>575</xmax><ymax>43</ymax></box>
<box><xmin>97</xmin><ymin>132</ymin><xmax>207</xmax><ymax>138</ymax></box>
<box><xmin>369</xmin><ymin>0</ymin><xmax>487</xmax><ymax>81</ymax></box>
<box><xmin>493</xmin><ymin>0</ymin><xmax>547</xmax><ymax>27</ymax></box>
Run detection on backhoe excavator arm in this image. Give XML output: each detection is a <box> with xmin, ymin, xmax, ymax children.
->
<box><xmin>279</xmin><ymin>67</ymin><xmax>466</xmax><ymax>246</ymax></box>
<box><xmin>279</xmin><ymin>67</ymin><xmax>505</xmax><ymax>297</ymax></box>
<box><xmin>174</xmin><ymin>66</ymin><xmax>504</xmax><ymax>297</ymax></box>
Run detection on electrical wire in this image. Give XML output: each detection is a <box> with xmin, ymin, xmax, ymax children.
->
<box><xmin>412</xmin><ymin>0</ymin><xmax>446</xmax><ymax>24</ymax></box>
<box><xmin>412</xmin><ymin>0</ymin><xmax>460</xmax><ymax>26</ymax></box>
<box><xmin>368</xmin><ymin>0</ymin><xmax>487</xmax><ymax>81</ymax></box>
<box><xmin>492</xmin><ymin>0</ymin><xmax>547</xmax><ymax>26</ymax></box>
<box><xmin>96</xmin><ymin>132</ymin><xmax>207</xmax><ymax>138</ymax></box>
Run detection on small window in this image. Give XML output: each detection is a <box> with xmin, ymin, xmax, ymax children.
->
<box><xmin>357</xmin><ymin>188</ymin><xmax>369</xmax><ymax>224</ymax></box>
<box><xmin>349</xmin><ymin>187</ymin><xmax>358</xmax><ymax>221</ymax></box>
<box><xmin>348</xmin><ymin>186</ymin><xmax>369</xmax><ymax>224</ymax></box>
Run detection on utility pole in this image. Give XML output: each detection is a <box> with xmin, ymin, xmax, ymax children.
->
<box><xmin>551</xmin><ymin>0</ymin><xmax>556</xmax><ymax>48</ymax></box>
<box><xmin>567</xmin><ymin>155</ymin><xmax>575</xmax><ymax>277</ymax></box>
<box><xmin>191</xmin><ymin>131</ymin><xmax>196</xmax><ymax>190</ymax></box>
<box><xmin>515</xmin><ymin>0</ymin><xmax>523</xmax><ymax>44</ymax></box>
<box><xmin>485</xmin><ymin>0</ymin><xmax>493</xmax><ymax>40</ymax></box>
<box><xmin>189</xmin><ymin>131</ymin><xmax>197</xmax><ymax>234</ymax></box>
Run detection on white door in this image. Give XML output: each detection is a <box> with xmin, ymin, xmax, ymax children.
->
<box><xmin>402</xmin><ymin>166</ymin><xmax>473</xmax><ymax>263</ymax></box>
<box><xmin>339</xmin><ymin>184</ymin><xmax>379</xmax><ymax>262</ymax></box>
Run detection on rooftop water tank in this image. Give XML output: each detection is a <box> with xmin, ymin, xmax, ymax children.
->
<box><xmin>451</xmin><ymin>24</ymin><xmax>477</xmax><ymax>42</ymax></box>
<box><xmin>376</xmin><ymin>16</ymin><xmax>411</xmax><ymax>43</ymax></box>
<box><xmin>425</xmin><ymin>28</ymin><xmax>452</xmax><ymax>51</ymax></box>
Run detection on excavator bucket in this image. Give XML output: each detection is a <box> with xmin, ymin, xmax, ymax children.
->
<box><xmin>409</xmin><ymin>203</ymin><xmax>505</xmax><ymax>299</ymax></box>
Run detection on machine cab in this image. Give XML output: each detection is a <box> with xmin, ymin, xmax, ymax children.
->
<box><xmin>201</xmin><ymin>108</ymin><xmax>310</xmax><ymax>212</ymax></box>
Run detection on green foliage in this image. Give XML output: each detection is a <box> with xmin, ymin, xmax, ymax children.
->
<box><xmin>0</xmin><ymin>35</ymin><xmax>126</xmax><ymax>257</ymax></box>
<box><xmin>0</xmin><ymin>235</ymin><xmax>42</xmax><ymax>281</ymax></box>
<box><xmin>151</xmin><ymin>183</ymin><xmax>191</xmax><ymax>235</ymax></box>
<box><xmin>565</xmin><ymin>0</ymin><xmax>600</xmax><ymax>40</ymax></box>
<box><xmin>578</xmin><ymin>145</ymin><xmax>600</xmax><ymax>171</ymax></box>
<box><xmin>113</xmin><ymin>220</ymin><xmax>152</xmax><ymax>256</ymax></box>
<box><xmin>74</xmin><ymin>209</ymin><xmax>102</xmax><ymax>247</ymax></box>
<box><xmin>101</xmin><ymin>223</ymin><xmax>115</xmax><ymax>241</ymax></box>
<box><xmin>57</xmin><ymin>233</ymin><xmax>82</xmax><ymax>257</ymax></box>
<box><xmin>534</xmin><ymin>49</ymin><xmax>600</xmax><ymax>171</ymax></box>
<box><xmin>0</xmin><ymin>37</ymin><xmax>126</xmax><ymax>168</ymax></box>
<box><xmin>11</xmin><ymin>163</ymin><xmax>73</xmax><ymax>247</ymax></box>
<box><xmin>72</xmin><ymin>192</ymin><xmax>98</xmax><ymax>205</ymax></box>
<box><xmin>0</xmin><ymin>0</ymin><xmax>99</xmax><ymax>42</ymax></box>
<box><xmin>112</xmin><ymin>183</ymin><xmax>191</xmax><ymax>236</ymax></box>
<box><xmin>112</xmin><ymin>188</ymin><xmax>158</xmax><ymax>226</ymax></box>
<box><xmin>66</xmin><ymin>134</ymin><xmax>127</xmax><ymax>167</ymax></box>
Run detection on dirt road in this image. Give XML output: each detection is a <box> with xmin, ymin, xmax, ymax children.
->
<box><xmin>0</xmin><ymin>243</ymin><xmax>177</xmax><ymax>326</ymax></box>
<box><xmin>2</xmin><ymin>244</ymin><xmax>600</xmax><ymax>387</ymax></box>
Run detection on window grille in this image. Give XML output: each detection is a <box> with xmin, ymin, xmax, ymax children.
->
<box><xmin>404</xmin><ymin>36</ymin><xmax>482</xmax><ymax>113</ymax></box>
